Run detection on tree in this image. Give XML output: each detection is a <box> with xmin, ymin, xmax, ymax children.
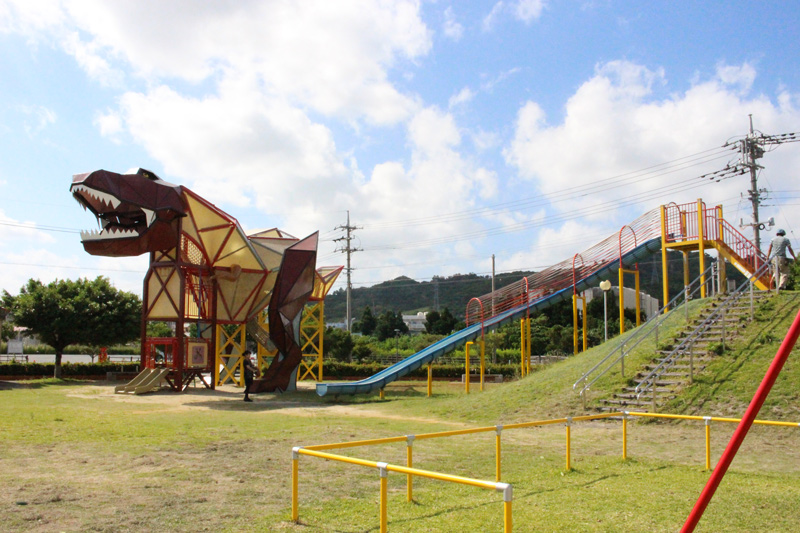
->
<box><xmin>424</xmin><ymin>310</ymin><xmax>440</xmax><ymax>334</ymax></box>
<box><xmin>425</xmin><ymin>307</ymin><xmax>458</xmax><ymax>335</ymax></box>
<box><xmin>324</xmin><ymin>327</ymin><xmax>355</xmax><ymax>362</ymax></box>
<box><xmin>375</xmin><ymin>310</ymin><xmax>408</xmax><ymax>341</ymax></box>
<box><xmin>3</xmin><ymin>277</ymin><xmax>141</xmax><ymax>378</ymax></box>
<box><xmin>359</xmin><ymin>306</ymin><xmax>377</xmax><ymax>336</ymax></box>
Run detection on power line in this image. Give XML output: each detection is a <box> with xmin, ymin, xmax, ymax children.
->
<box><xmin>363</xmin><ymin>145</ymin><xmax>735</xmax><ymax>230</ymax></box>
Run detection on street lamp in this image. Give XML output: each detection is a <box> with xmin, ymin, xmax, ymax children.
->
<box><xmin>394</xmin><ymin>328</ymin><xmax>400</xmax><ymax>358</ymax></box>
<box><xmin>599</xmin><ymin>280</ymin><xmax>612</xmax><ymax>343</ymax></box>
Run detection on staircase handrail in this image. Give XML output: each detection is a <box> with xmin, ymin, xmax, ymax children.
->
<box><xmin>573</xmin><ymin>263</ymin><xmax>716</xmax><ymax>397</ymax></box>
<box><xmin>634</xmin><ymin>260</ymin><xmax>771</xmax><ymax>403</ymax></box>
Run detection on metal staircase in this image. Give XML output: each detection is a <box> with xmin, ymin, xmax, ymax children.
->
<box><xmin>595</xmin><ymin>263</ymin><xmax>772</xmax><ymax>412</ymax></box>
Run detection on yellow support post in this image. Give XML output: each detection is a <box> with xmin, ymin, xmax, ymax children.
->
<box><xmin>406</xmin><ymin>436</ymin><xmax>414</xmax><ymax>502</ymax></box>
<box><xmin>504</xmin><ymin>500</ymin><xmax>512</xmax><ymax>533</ymax></box>
<box><xmin>698</xmin><ymin>199</ymin><xmax>706</xmax><ymax>298</ymax></box>
<box><xmin>480</xmin><ymin>339</ymin><xmax>485</xmax><ymax>392</ymax></box>
<box><xmin>661</xmin><ymin>204</ymin><xmax>670</xmax><ymax>312</ymax></box>
<box><xmin>704</xmin><ymin>417</ymin><xmax>711</xmax><ymax>471</ymax></box>
<box><xmin>427</xmin><ymin>362</ymin><xmax>432</xmax><ymax>397</ymax></box>
<box><xmin>619</xmin><ymin>268</ymin><xmax>626</xmax><ymax>335</ymax></box>
<box><xmin>582</xmin><ymin>296</ymin><xmax>587</xmax><ymax>352</ymax></box>
<box><xmin>683</xmin><ymin>251</ymin><xmax>690</xmax><ymax>287</ymax></box>
<box><xmin>465</xmin><ymin>341</ymin><xmax>473</xmax><ymax>394</ymax></box>
<box><xmin>634</xmin><ymin>270</ymin><xmax>641</xmax><ymax>328</ymax></box>
<box><xmin>565</xmin><ymin>417</ymin><xmax>572</xmax><ymax>471</ymax></box>
<box><xmin>215</xmin><ymin>323</ymin><xmax>246</xmax><ymax>387</ymax></box>
<box><xmin>572</xmin><ymin>294</ymin><xmax>579</xmax><ymax>354</ymax></box>
<box><xmin>526</xmin><ymin>317</ymin><xmax>531</xmax><ymax>376</ymax></box>
<box><xmin>378</xmin><ymin>463</ymin><xmax>388</xmax><ymax>533</ymax></box>
<box><xmin>717</xmin><ymin>205</ymin><xmax>727</xmax><ymax>294</ymax></box>
<box><xmin>495</xmin><ymin>425</ymin><xmax>502</xmax><ymax>482</ymax></box>
<box><xmin>299</xmin><ymin>301</ymin><xmax>325</xmax><ymax>381</ymax></box>
<box><xmin>379</xmin><ymin>388</ymin><xmax>385</xmax><ymax>400</ymax></box>
<box><xmin>520</xmin><ymin>319</ymin><xmax>526</xmax><ymax>376</ymax></box>
<box><xmin>622</xmin><ymin>414</ymin><xmax>628</xmax><ymax>460</ymax></box>
<box><xmin>291</xmin><ymin>448</ymin><xmax>300</xmax><ymax>522</ymax></box>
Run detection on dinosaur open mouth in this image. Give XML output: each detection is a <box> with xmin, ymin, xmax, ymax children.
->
<box><xmin>71</xmin><ymin>184</ymin><xmax>156</xmax><ymax>242</ymax></box>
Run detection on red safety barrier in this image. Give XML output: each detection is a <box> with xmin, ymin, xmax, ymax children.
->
<box><xmin>682</xmin><ymin>306</ymin><xmax>800</xmax><ymax>532</ymax></box>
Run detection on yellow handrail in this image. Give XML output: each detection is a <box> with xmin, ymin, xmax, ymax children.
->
<box><xmin>293</xmin><ymin>446</ymin><xmax>512</xmax><ymax>532</ymax></box>
<box><xmin>293</xmin><ymin>410</ymin><xmax>800</xmax><ymax>530</ymax></box>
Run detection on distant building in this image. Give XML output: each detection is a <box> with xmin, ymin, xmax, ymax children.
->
<box><xmin>402</xmin><ymin>311</ymin><xmax>428</xmax><ymax>335</ymax></box>
<box><xmin>581</xmin><ymin>286</ymin><xmax>659</xmax><ymax>319</ymax></box>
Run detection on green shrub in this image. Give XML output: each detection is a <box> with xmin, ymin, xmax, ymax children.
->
<box><xmin>4</xmin><ymin>343</ymin><xmax>139</xmax><ymax>355</ymax></box>
<box><xmin>321</xmin><ymin>361</ymin><xmax>518</xmax><ymax>380</ymax></box>
<box><xmin>0</xmin><ymin>362</ymin><xmax>140</xmax><ymax>377</ymax></box>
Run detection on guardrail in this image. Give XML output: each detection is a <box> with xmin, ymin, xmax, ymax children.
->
<box><xmin>291</xmin><ymin>409</ymin><xmax>799</xmax><ymax>531</ymax></box>
<box><xmin>573</xmin><ymin>263</ymin><xmax>717</xmax><ymax>407</ymax></box>
<box><xmin>635</xmin><ymin>261</ymin><xmax>772</xmax><ymax>408</ymax></box>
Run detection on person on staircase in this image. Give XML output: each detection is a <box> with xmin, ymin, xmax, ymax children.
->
<box><xmin>766</xmin><ymin>229</ymin><xmax>796</xmax><ymax>290</ymax></box>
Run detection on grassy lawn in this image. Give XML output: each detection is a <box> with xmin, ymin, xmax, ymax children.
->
<box><xmin>2</xmin><ymin>292</ymin><xmax>799</xmax><ymax>531</ymax></box>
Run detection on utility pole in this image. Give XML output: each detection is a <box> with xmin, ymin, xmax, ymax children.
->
<box><xmin>742</xmin><ymin>115</ymin><xmax>766</xmax><ymax>251</ymax></box>
<box><xmin>729</xmin><ymin>116</ymin><xmax>799</xmax><ymax>251</ymax></box>
<box><xmin>334</xmin><ymin>210</ymin><xmax>361</xmax><ymax>332</ymax></box>
<box><xmin>491</xmin><ymin>254</ymin><xmax>496</xmax><ymax>316</ymax></box>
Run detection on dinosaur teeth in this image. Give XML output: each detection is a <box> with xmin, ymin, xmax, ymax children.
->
<box><xmin>79</xmin><ymin>227</ymin><xmax>138</xmax><ymax>241</ymax></box>
<box><xmin>142</xmin><ymin>208</ymin><xmax>156</xmax><ymax>226</ymax></box>
<box><xmin>71</xmin><ymin>185</ymin><xmax>121</xmax><ymax>209</ymax></box>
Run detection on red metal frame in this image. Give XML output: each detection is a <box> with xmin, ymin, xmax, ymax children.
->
<box><xmin>683</xmin><ymin>308</ymin><xmax>800</xmax><ymax>531</ymax></box>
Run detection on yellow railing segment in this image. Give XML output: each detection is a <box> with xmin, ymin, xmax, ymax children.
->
<box><xmin>293</xmin><ymin>446</ymin><xmax>511</xmax><ymax>532</ymax></box>
<box><xmin>293</xmin><ymin>411</ymin><xmax>800</xmax><ymax>530</ymax></box>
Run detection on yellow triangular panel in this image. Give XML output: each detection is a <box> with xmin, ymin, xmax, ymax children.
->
<box><xmin>198</xmin><ymin>226</ymin><xmax>234</xmax><ymax>264</ymax></box>
<box><xmin>216</xmin><ymin>231</ymin><xmax>263</xmax><ymax>269</ymax></box>
<box><xmin>186</xmin><ymin>194</ymin><xmax>230</xmax><ymax>231</ymax></box>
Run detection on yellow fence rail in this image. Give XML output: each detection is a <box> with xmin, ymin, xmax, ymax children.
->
<box><xmin>291</xmin><ymin>411</ymin><xmax>800</xmax><ymax>531</ymax></box>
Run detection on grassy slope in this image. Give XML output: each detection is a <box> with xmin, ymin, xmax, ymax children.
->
<box><xmin>2</xmin><ymin>293</ymin><xmax>799</xmax><ymax>532</ymax></box>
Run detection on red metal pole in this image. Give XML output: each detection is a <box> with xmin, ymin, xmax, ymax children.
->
<box><xmin>682</xmin><ymin>306</ymin><xmax>800</xmax><ymax>532</ymax></box>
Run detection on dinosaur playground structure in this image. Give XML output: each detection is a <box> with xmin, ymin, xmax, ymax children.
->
<box><xmin>316</xmin><ymin>199</ymin><xmax>770</xmax><ymax>397</ymax></box>
<box><xmin>70</xmin><ymin>168</ymin><xmax>341</xmax><ymax>393</ymax></box>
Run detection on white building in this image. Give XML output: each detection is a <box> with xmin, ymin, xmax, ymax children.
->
<box><xmin>581</xmin><ymin>286</ymin><xmax>659</xmax><ymax>320</ymax></box>
<box><xmin>402</xmin><ymin>311</ymin><xmax>428</xmax><ymax>335</ymax></box>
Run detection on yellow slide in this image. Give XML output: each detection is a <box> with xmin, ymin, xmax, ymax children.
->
<box><xmin>114</xmin><ymin>368</ymin><xmax>171</xmax><ymax>394</ymax></box>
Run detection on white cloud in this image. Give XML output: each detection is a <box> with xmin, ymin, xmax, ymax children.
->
<box><xmin>443</xmin><ymin>6</ymin><xmax>464</xmax><ymax>41</ymax></box>
<box><xmin>449</xmin><ymin>86</ymin><xmax>475</xmax><ymax>108</ymax></box>
<box><xmin>93</xmin><ymin>109</ymin><xmax>123</xmax><ymax>141</ymax></box>
<box><xmin>113</xmin><ymin>79</ymin><xmax>352</xmax><ymax>225</ymax></box>
<box><xmin>482</xmin><ymin>2</ymin><xmax>505</xmax><ymax>32</ymax></box>
<box><xmin>61</xmin><ymin>31</ymin><xmax>124</xmax><ymax>87</ymax></box>
<box><xmin>715</xmin><ymin>62</ymin><xmax>756</xmax><ymax>94</ymax></box>
<box><xmin>0</xmin><ymin>0</ymin><xmax>65</xmax><ymax>34</ymax></box>
<box><xmin>514</xmin><ymin>0</ymin><xmax>546</xmax><ymax>23</ymax></box>
<box><xmin>0</xmin><ymin>210</ymin><xmax>56</xmax><ymax>245</ymax></box>
<box><xmin>483</xmin><ymin>0</ymin><xmax>545</xmax><ymax>30</ymax></box>
<box><xmin>63</xmin><ymin>1</ymin><xmax>429</xmax><ymax>126</ymax></box>
<box><xmin>500</xmin><ymin>61</ymin><xmax>800</xmax><ymax>268</ymax></box>
<box><xmin>17</xmin><ymin>104</ymin><xmax>56</xmax><ymax>138</ymax></box>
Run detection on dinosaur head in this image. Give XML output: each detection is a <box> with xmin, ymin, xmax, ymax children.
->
<box><xmin>70</xmin><ymin>168</ymin><xmax>187</xmax><ymax>257</ymax></box>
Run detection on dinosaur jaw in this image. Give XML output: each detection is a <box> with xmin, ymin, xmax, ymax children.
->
<box><xmin>71</xmin><ymin>183</ymin><xmax>179</xmax><ymax>257</ymax></box>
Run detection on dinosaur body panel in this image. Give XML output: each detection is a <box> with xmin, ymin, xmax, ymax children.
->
<box><xmin>71</xmin><ymin>168</ymin><xmax>324</xmax><ymax>392</ymax></box>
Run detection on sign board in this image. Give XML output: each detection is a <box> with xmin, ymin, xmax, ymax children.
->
<box><xmin>7</xmin><ymin>340</ymin><xmax>23</xmax><ymax>354</ymax></box>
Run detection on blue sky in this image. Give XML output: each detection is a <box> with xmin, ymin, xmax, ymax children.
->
<box><xmin>1</xmin><ymin>0</ymin><xmax>799</xmax><ymax>298</ymax></box>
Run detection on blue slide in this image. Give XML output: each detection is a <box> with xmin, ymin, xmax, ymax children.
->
<box><xmin>316</xmin><ymin>237</ymin><xmax>662</xmax><ymax>396</ymax></box>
